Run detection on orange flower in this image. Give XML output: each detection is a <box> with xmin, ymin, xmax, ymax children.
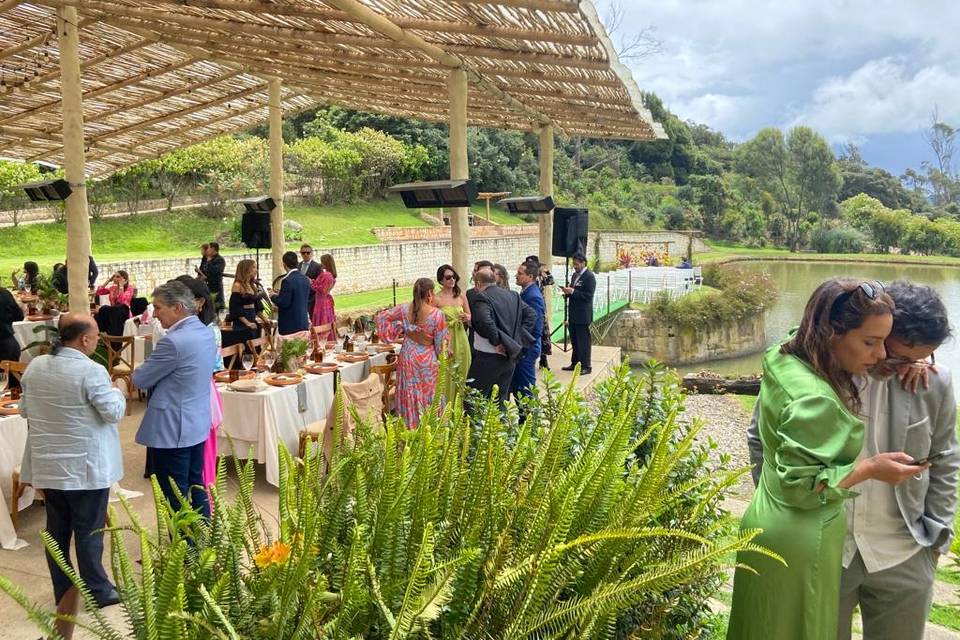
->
<box><xmin>254</xmin><ymin>541</ymin><xmax>291</xmax><ymax>569</ymax></box>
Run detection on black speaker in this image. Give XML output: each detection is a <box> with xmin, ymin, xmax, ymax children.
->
<box><xmin>241</xmin><ymin>211</ymin><xmax>272</xmax><ymax>249</ymax></box>
<box><xmin>551</xmin><ymin>207</ymin><xmax>588</xmax><ymax>258</ymax></box>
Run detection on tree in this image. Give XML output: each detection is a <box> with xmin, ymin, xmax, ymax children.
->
<box><xmin>0</xmin><ymin>160</ymin><xmax>43</xmax><ymax>227</ymax></box>
<box><xmin>734</xmin><ymin>126</ymin><xmax>841</xmax><ymax>250</ymax></box>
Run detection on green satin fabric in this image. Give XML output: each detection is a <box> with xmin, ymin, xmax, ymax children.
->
<box><xmin>440</xmin><ymin>305</ymin><xmax>471</xmax><ymax>402</ymax></box>
<box><xmin>728</xmin><ymin>342</ymin><xmax>864</xmax><ymax>640</ymax></box>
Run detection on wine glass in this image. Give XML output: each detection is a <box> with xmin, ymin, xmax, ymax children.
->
<box><xmin>262</xmin><ymin>350</ymin><xmax>277</xmax><ymax>372</ymax></box>
<box><xmin>241</xmin><ymin>353</ymin><xmax>254</xmax><ymax>375</ymax></box>
<box><xmin>0</xmin><ymin>371</ymin><xmax>8</xmax><ymax>398</ymax></box>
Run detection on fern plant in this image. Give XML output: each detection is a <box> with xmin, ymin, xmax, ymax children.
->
<box><xmin>0</xmin><ymin>362</ymin><xmax>776</xmax><ymax>639</ymax></box>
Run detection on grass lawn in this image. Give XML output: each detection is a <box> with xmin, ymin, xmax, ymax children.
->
<box><xmin>336</xmin><ymin>285</ymin><xmax>398</xmax><ymax>313</ymax></box>
<box><xmin>0</xmin><ymin>196</ymin><xmax>525</xmax><ymax>276</ymax></box>
<box><xmin>733</xmin><ymin>394</ymin><xmax>757</xmax><ymax>415</ymax></box>
<box><xmin>699</xmin><ymin>240</ymin><xmax>960</xmax><ymax>267</ymax></box>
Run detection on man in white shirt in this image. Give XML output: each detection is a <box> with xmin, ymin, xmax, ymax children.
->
<box><xmin>749</xmin><ymin>281</ymin><xmax>958</xmax><ymax>640</ymax></box>
<box><xmin>20</xmin><ymin>313</ymin><xmax>126</xmax><ymax>612</ymax></box>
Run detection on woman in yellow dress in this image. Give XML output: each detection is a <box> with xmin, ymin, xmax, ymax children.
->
<box><xmin>433</xmin><ymin>264</ymin><xmax>471</xmax><ymax>402</ymax></box>
<box><xmin>728</xmin><ymin>279</ymin><xmax>925</xmax><ymax>640</ymax></box>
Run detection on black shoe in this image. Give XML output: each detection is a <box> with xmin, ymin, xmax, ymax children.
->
<box><xmin>95</xmin><ymin>589</ymin><xmax>120</xmax><ymax>608</ymax></box>
<box><xmin>581</xmin><ymin>367</ymin><xmax>592</xmax><ymax>374</ymax></box>
<box><xmin>561</xmin><ymin>365</ymin><xmax>577</xmax><ymax>371</ymax></box>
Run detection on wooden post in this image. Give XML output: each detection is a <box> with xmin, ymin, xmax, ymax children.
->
<box><xmin>538</xmin><ymin>124</ymin><xmax>554</xmax><ymax>315</ymax></box>
<box><xmin>268</xmin><ymin>77</ymin><xmax>285</xmax><ymax>281</ymax></box>
<box><xmin>57</xmin><ymin>5</ymin><xmax>92</xmax><ymax>313</ymax></box>
<box><xmin>448</xmin><ymin>67</ymin><xmax>469</xmax><ymax>278</ymax></box>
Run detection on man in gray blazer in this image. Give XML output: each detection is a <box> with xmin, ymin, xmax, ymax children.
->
<box><xmin>20</xmin><ymin>313</ymin><xmax>126</xmax><ymax>610</ymax></box>
<box><xmin>747</xmin><ymin>281</ymin><xmax>958</xmax><ymax>640</ymax></box>
<box><xmin>132</xmin><ymin>281</ymin><xmax>216</xmax><ymax>518</ymax></box>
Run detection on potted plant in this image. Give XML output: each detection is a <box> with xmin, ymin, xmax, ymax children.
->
<box><xmin>277</xmin><ymin>337</ymin><xmax>308</xmax><ymax>372</ymax></box>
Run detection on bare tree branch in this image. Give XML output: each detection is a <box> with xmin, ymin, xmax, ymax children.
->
<box><xmin>602</xmin><ymin>1</ymin><xmax>663</xmax><ymax>61</ymax></box>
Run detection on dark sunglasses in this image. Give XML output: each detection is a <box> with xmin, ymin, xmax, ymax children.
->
<box><xmin>443</xmin><ymin>274</ymin><xmax>457</xmax><ymax>281</ymax></box>
<box><xmin>300</xmin><ymin>251</ymin><xmax>312</xmax><ymax>256</ymax></box>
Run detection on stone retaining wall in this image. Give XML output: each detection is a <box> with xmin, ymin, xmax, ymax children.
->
<box><xmin>96</xmin><ymin>229</ymin><xmax>710</xmax><ymax>297</ymax></box>
<box><xmin>603</xmin><ymin>309</ymin><xmax>766</xmax><ymax>366</ymax></box>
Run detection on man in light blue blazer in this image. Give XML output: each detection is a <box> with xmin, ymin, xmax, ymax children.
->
<box><xmin>132</xmin><ymin>280</ymin><xmax>216</xmax><ymax>517</ymax></box>
<box><xmin>20</xmin><ymin>313</ymin><xmax>126</xmax><ymax>609</ymax></box>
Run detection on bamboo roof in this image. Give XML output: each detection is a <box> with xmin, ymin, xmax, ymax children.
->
<box><xmin>0</xmin><ymin>0</ymin><xmax>666</xmax><ymax>176</ymax></box>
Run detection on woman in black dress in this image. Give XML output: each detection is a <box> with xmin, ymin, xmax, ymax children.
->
<box><xmin>228</xmin><ymin>259</ymin><xmax>265</xmax><ymax>346</ymax></box>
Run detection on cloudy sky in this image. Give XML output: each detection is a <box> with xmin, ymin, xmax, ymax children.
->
<box><xmin>614</xmin><ymin>0</ymin><xmax>960</xmax><ymax>175</ymax></box>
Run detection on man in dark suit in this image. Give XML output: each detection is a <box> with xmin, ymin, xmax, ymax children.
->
<box><xmin>561</xmin><ymin>253</ymin><xmax>596</xmax><ymax>374</ymax></box>
<box><xmin>467</xmin><ymin>269</ymin><xmax>537</xmax><ymax>406</ymax></box>
<box><xmin>510</xmin><ymin>260</ymin><xmax>545</xmax><ymax>399</ymax></box>
<box><xmin>298</xmin><ymin>244</ymin><xmax>322</xmax><ymax>312</ymax></box>
<box><xmin>270</xmin><ymin>251</ymin><xmax>311</xmax><ymax>335</ymax></box>
<box><xmin>201</xmin><ymin>242</ymin><xmax>226</xmax><ymax>312</ymax></box>
<box><xmin>465</xmin><ymin>260</ymin><xmax>494</xmax><ymax>352</ymax></box>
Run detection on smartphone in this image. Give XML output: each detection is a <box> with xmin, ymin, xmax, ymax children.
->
<box><xmin>910</xmin><ymin>448</ymin><xmax>955</xmax><ymax>466</ymax></box>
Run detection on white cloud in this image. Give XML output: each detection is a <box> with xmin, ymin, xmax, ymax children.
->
<box><xmin>788</xmin><ymin>58</ymin><xmax>960</xmax><ymax>141</ymax></box>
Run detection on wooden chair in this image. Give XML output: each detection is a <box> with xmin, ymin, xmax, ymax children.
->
<box><xmin>219</xmin><ymin>343</ymin><xmax>244</xmax><ymax>370</ymax></box>
<box><xmin>10</xmin><ymin>467</ymin><xmax>40</xmax><ymax>531</ymax></box>
<box><xmin>246</xmin><ymin>335</ymin><xmax>270</xmax><ymax>357</ymax></box>
<box><xmin>0</xmin><ymin>360</ymin><xmax>26</xmax><ymax>385</ymax></box>
<box><xmin>99</xmin><ymin>334</ymin><xmax>138</xmax><ymax>414</ymax></box>
<box><xmin>371</xmin><ymin>353</ymin><xmax>399</xmax><ymax>420</ymax></box>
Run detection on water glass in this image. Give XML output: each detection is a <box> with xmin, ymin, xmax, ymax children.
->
<box><xmin>241</xmin><ymin>353</ymin><xmax>254</xmax><ymax>372</ymax></box>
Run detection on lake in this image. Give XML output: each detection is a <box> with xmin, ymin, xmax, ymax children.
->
<box><xmin>674</xmin><ymin>260</ymin><xmax>960</xmax><ymax>390</ymax></box>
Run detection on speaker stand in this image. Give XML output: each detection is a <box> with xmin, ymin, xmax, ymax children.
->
<box><xmin>555</xmin><ymin>257</ymin><xmax>571</xmax><ymax>353</ymax></box>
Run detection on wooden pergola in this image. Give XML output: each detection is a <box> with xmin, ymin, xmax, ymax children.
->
<box><xmin>0</xmin><ymin>0</ymin><xmax>666</xmax><ymax>311</ymax></box>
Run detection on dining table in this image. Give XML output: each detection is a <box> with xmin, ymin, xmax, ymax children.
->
<box><xmin>0</xmin><ymin>412</ymin><xmax>32</xmax><ymax>550</ymax></box>
<box><xmin>218</xmin><ymin>349</ymin><xmax>392</xmax><ymax>486</ymax></box>
<box><xmin>13</xmin><ymin>317</ymin><xmax>57</xmax><ymax>364</ymax></box>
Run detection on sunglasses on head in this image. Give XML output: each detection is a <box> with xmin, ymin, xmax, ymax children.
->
<box><xmin>857</xmin><ymin>280</ymin><xmax>885</xmax><ymax>299</ymax></box>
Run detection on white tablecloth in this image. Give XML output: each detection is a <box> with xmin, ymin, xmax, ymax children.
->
<box><xmin>218</xmin><ymin>353</ymin><xmax>386</xmax><ymax>486</ymax></box>
<box><xmin>13</xmin><ymin>318</ymin><xmax>56</xmax><ymax>363</ymax></box>
<box><xmin>0</xmin><ymin>413</ymin><xmax>32</xmax><ymax>550</ymax></box>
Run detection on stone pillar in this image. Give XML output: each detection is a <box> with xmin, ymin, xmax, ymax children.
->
<box><xmin>268</xmin><ymin>77</ymin><xmax>285</xmax><ymax>280</ymax></box>
<box><xmin>538</xmin><ymin>124</ymin><xmax>554</xmax><ymax>316</ymax></box>
<box><xmin>448</xmin><ymin>67</ymin><xmax>469</xmax><ymax>278</ymax></box>
<box><xmin>57</xmin><ymin>6</ymin><xmax>92</xmax><ymax>313</ymax></box>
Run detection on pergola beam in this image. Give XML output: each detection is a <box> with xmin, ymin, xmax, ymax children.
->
<box><xmin>446</xmin><ymin>0</ymin><xmax>580</xmax><ymax>12</ymax></box>
<box><xmin>62</xmin><ymin>0</ymin><xmax>599</xmax><ymax>46</ymax></box>
<box><xmin>0</xmin><ymin>56</ymin><xmax>200</xmax><ymax>127</ymax></box>
<box><xmin>323</xmin><ymin>0</ymin><xmax>556</xmax><ymax>131</ymax></box>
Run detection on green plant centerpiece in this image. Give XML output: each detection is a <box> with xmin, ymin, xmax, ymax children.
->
<box><xmin>277</xmin><ymin>337</ymin><xmax>308</xmax><ymax>372</ymax></box>
<box><xmin>0</xmin><ymin>363</ymin><xmax>777</xmax><ymax>639</ymax></box>
<box><xmin>33</xmin><ymin>273</ymin><xmax>68</xmax><ymax>314</ymax></box>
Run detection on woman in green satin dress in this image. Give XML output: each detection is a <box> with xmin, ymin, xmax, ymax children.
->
<box><xmin>728</xmin><ymin>279</ymin><xmax>924</xmax><ymax>640</ymax></box>
<box><xmin>434</xmin><ymin>264</ymin><xmax>471</xmax><ymax>401</ymax></box>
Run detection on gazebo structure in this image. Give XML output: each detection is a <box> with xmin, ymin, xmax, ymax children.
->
<box><xmin>0</xmin><ymin>0</ymin><xmax>665</xmax><ymax>312</ymax></box>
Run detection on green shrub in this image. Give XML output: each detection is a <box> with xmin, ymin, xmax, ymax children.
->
<box><xmin>0</xmin><ymin>366</ymin><xmax>770</xmax><ymax>639</ymax></box>
<box><xmin>647</xmin><ymin>264</ymin><xmax>776</xmax><ymax>331</ymax></box>
<box><xmin>809</xmin><ymin>224</ymin><xmax>867</xmax><ymax>254</ymax></box>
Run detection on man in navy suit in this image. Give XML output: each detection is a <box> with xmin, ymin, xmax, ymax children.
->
<box><xmin>561</xmin><ymin>253</ymin><xmax>596</xmax><ymax>374</ymax></box>
<box><xmin>132</xmin><ymin>281</ymin><xmax>216</xmax><ymax>517</ymax></box>
<box><xmin>510</xmin><ymin>260</ymin><xmax>545</xmax><ymax>399</ymax></box>
<box><xmin>270</xmin><ymin>251</ymin><xmax>311</xmax><ymax>335</ymax></box>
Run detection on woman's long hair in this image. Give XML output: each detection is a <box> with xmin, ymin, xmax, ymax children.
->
<box><xmin>174</xmin><ymin>275</ymin><xmax>216</xmax><ymax>325</ymax></box>
<box><xmin>436</xmin><ymin>264</ymin><xmax>461</xmax><ymax>297</ymax></box>
<box><xmin>781</xmin><ymin>278</ymin><xmax>894</xmax><ymax>413</ymax></box>
<box><xmin>320</xmin><ymin>254</ymin><xmax>337</xmax><ymax>279</ymax></box>
<box><xmin>234</xmin><ymin>259</ymin><xmax>257</xmax><ymax>293</ymax></box>
<box><xmin>116</xmin><ymin>269</ymin><xmax>130</xmax><ymax>291</ymax></box>
<box><xmin>409</xmin><ymin>278</ymin><xmax>435</xmax><ymax>324</ymax></box>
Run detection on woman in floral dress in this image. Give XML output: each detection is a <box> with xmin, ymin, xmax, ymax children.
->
<box><xmin>376</xmin><ymin>278</ymin><xmax>449</xmax><ymax>429</ymax></box>
<box><xmin>311</xmin><ymin>253</ymin><xmax>337</xmax><ymax>340</ymax></box>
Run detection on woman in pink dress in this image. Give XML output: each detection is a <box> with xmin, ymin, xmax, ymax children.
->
<box><xmin>376</xmin><ymin>278</ymin><xmax>449</xmax><ymax>429</ymax></box>
<box><xmin>311</xmin><ymin>253</ymin><xmax>337</xmax><ymax>340</ymax></box>
<box><xmin>95</xmin><ymin>270</ymin><xmax>135</xmax><ymax>313</ymax></box>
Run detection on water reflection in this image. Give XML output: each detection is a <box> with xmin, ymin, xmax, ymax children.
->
<box><xmin>671</xmin><ymin>260</ymin><xmax>960</xmax><ymax>391</ymax></box>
